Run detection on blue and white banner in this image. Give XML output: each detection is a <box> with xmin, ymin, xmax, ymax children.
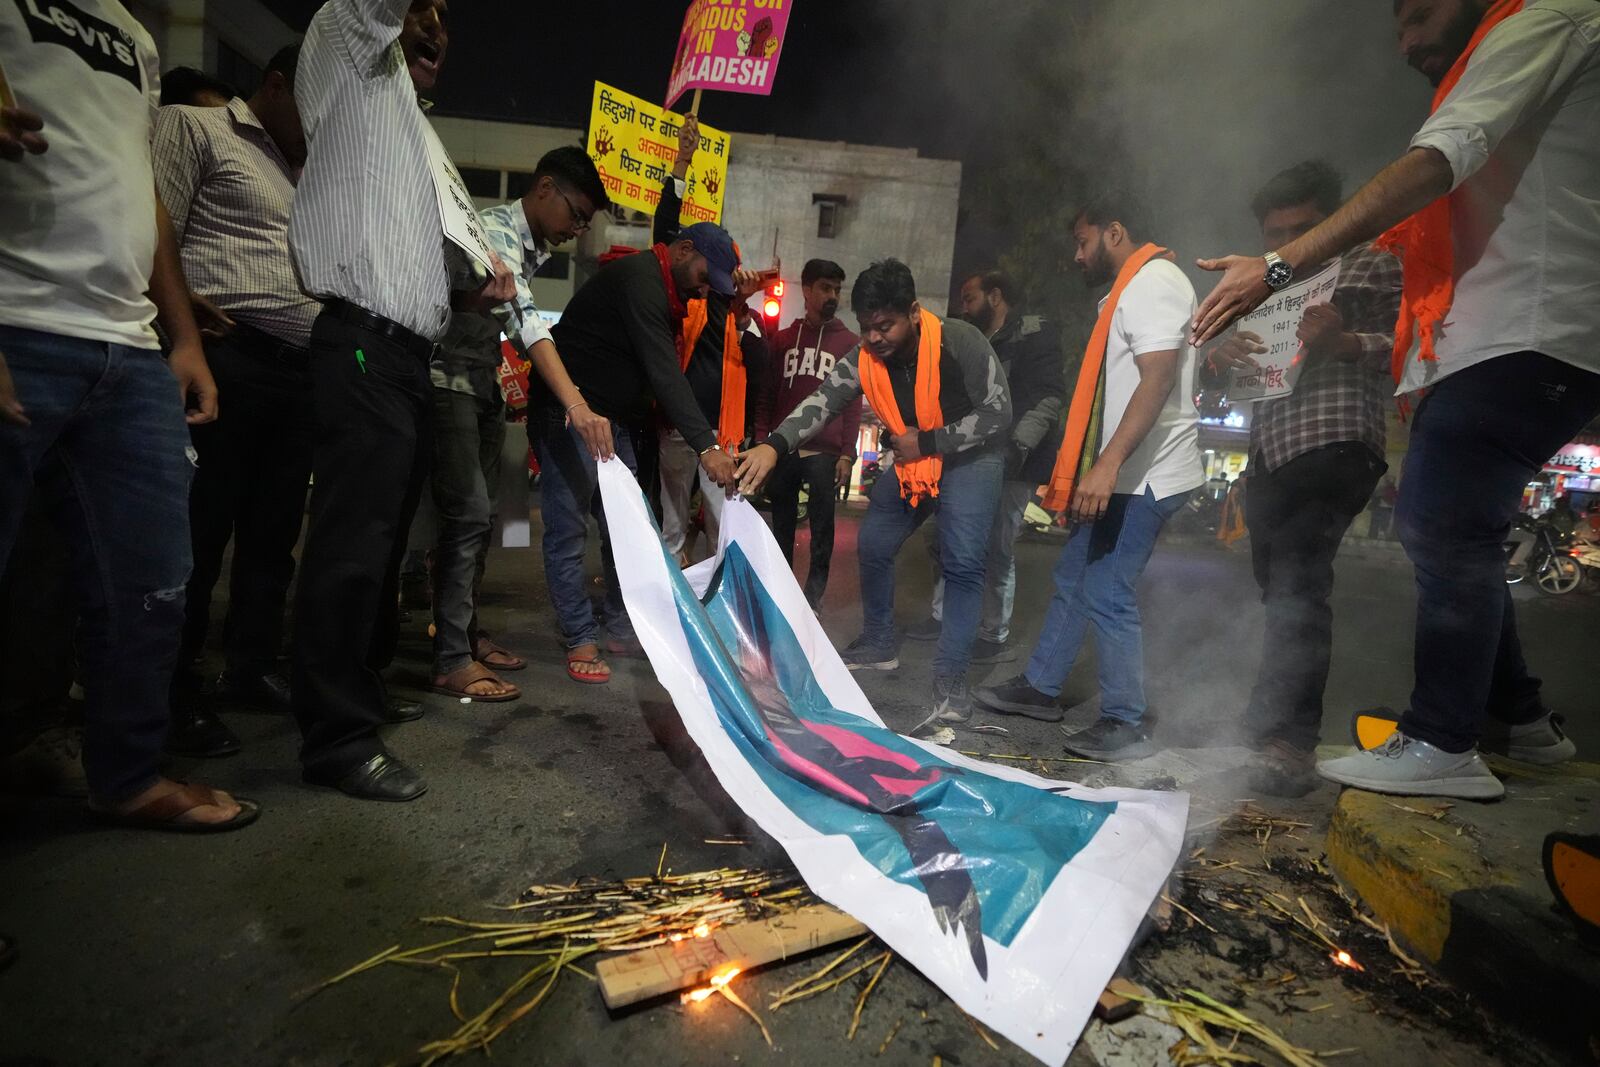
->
<box><xmin>598</xmin><ymin>460</ymin><xmax>1188</xmax><ymax>1065</ymax></box>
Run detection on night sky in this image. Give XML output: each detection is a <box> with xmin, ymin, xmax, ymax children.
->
<box><xmin>259</xmin><ymin>2</ymin><xmax>1428</xmax><ymax>309</ymax></box>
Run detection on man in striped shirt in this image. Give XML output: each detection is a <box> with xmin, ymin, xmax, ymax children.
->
<box><xmin>1201</xmin><ymin>160</ymin><xmax>1402</xmax><ymax>797</ymax></box>
<box><xmin>153</xmin><ymin>44</ymin><xmax>319</xmax><ymax>756</ymax></box>
<box><xmin>287</xmin><ymin>0</ymin><xmax>512</xmax><ymax>804</ymax></box>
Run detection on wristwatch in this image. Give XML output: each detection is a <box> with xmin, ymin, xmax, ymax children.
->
<box><xmin>1263</xmin><ymin>251</ymin><xmax>1294</xmax><ymax>292</ymax></box>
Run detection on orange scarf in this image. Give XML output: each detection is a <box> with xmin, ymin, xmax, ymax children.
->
<box><xmin>859</xmin><ymin>307</ymin><xmax>944</xmax><ymax>506</ymax></box>
<box><xmin>1375</xmin><ymin>0</ymin><xmax>1524</xmax><ymax>381</ymax></box>
<box><xmin>680</xmin><ymin>299</ymin><xmax>747</xmax><ymax>451</ymax></box>
<box><xmin>1040</xmin><ymin>244</ymin><xmax>1171</xmax><ymax>512</ymax></box>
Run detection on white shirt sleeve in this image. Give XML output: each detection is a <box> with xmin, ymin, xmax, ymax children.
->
<box><xmin>1411</xmin><ymin>5</ymin><xmax>1597</xmax><ymax>190</ymax></box>
<box><xmin>1118</xmin><ymin>262</ymin><xmax>1193</xmax><ymax>357</ymax></box>
<box><xmin>329</xmin><ymin>0</ymin><xmax>414</xmax><ymax>76</ymax></box>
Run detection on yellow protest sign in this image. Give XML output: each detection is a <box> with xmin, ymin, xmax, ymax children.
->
<box><xmin>586</xmin><ymin>81</ymin><xmax>730</xmax><ymax>225</ymax></box>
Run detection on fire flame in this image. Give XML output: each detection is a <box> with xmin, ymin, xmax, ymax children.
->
<box><xmin>1330</xmin><ymin>949</ymin><xmax>1364</xmax><ymax>971</ymax></box>
<box><xmin>680</xmin><ymin>967</ymin><xmax>741</xmax><ymax>1006</ymax></box>
<box><xmin>693</xmin><ymin>923</ymin><xmax>712</xmax><ymax>939</ymax></box>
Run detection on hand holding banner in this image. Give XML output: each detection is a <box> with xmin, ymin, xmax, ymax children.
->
<box><xmin>666</xmin><ymin>0</ymin><xmax>794</xmax><ymax>111</ymax></box>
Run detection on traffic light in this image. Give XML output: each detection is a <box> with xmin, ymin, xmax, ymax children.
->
<box><xmin>762</xmin><ymin>279</ymin><xmax>784</xmax><ymax>328</ymax></box>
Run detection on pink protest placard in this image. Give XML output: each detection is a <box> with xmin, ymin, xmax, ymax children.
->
<box><xmin>665</xmin><ymin>0</ymin><xmax>793</xmax><ymax>111</ymax></box>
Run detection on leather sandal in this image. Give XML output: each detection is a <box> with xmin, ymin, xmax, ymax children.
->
<box><xmin>472</xmin><ymin>632</ymin><xmax>527</xmax><ymax>672</ymax></box>
<box><xmin>89</xmin><ymin>781</ymin><xmax>260</xmax><ymax>834</ymax></box>
<box><xmin>430</xmin><ymin>661</ymin><xmax>521</xmax><ymax>703</ymax></box>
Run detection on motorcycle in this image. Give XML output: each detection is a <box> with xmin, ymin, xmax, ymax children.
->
<box><xmin>1568</xmin><ymin>533</ymin><xmax>1600</xmax><ymax>591</ymax></box>
<box><xmin>1504</xmin><ymin>514</ymin><xmax>1583</xmax><ymax>595</ymax></box>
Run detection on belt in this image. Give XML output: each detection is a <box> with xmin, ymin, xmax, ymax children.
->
<box><xmin>222</xmin><ymin>321</ymin><xmax>310</xmax><ymax>367</ymax></box>
<box><xmin>322</xmin><ymin>298</ymin><xmax>437</xmax><ymax>361</ymax></box>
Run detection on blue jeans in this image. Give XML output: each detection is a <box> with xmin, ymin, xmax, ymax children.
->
<box><xmin>859</xmin><ymin>450</ymin><xmax>1003</xmax><ymax>679</ymax></box>
<box><xmin>0</xmin><ymin>325</ymin><xmax>193</xmax><ymax>801</ymax></box>
<box><xmin>1397</xmin><ymin>352</ymin><xmax>1600</xmax><ymax>753</ymax></box>
<box><xmin>1023</xmin><ymin>486</ymin><xmax>1186</xmax><ymax>725</ymax></box>
<box><xmin>530</xmin><ymin>405</ymin><xmax>638</xmax><ymax>648</ymax></box>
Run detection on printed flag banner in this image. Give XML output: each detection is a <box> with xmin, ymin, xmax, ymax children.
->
<box><xmin>665</xmin><ymin>0</ymin><xmax>793</xmax><ymax>111</ymax></box>
<box><xmin>586</xmin><ymin>81</ymin><xmax>729</xmax><ymax>224</ymax></box>
<box><xmin>596</xmin><ymin>461</ymin><xmax>1189</xmax><ymax>1065</ymax></box>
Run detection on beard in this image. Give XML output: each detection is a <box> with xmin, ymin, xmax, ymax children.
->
<box><xmin>970</xmin><ymin>302</ymin><xmax>995</xmax><ymax>333</ymax></box>
<box><xmin>1410</xmin><ymin>1</ymin><xmax>1487</xmax><ymax>86</ymax></box>
<box><xmin>1080</xmin><ymin>238</ymin><xmax>1114</xmax><ymax>288</ymax></box>
<box><xmin>819</xmin><ymin>299</ymin><xmax>838</xmax><ymax>321</ymax></box>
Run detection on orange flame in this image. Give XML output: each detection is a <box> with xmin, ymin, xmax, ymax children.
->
<box><xmin>692</xmin><ymin>923</ymin><xmax>712</xmax><ymax>939</ymax></box>
<box><xmin>710</xmin><ymin>967</ymin><xmax>740</xmax><ymax>987</ymax></box>
<box><xmin>1330</xmin><ymin>950</ymin><xmax>1364</xmax><ymax>971</ymax></box>
<box><xmin>682</xmin><ymin>987</ymin><xmax>714</xmax><ymax>1004</ymax></box>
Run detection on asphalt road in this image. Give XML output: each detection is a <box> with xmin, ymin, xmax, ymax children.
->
<box><xmin>0</xmin><ymin>506</ymin><xmax>1590</xmax><ymax>1066</ymax></box>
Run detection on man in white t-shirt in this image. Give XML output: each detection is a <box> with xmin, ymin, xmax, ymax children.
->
<box><xmin>1191</xmin><ymin>0</ymin><xmax>1598</xmax><ymax>800</ymax></box>
<box><xmin>976</xmin><ymin>194</ymin><xmax>1204</xmax><ymax>760</ymax></box>
<box><xmin>1</xmin><ymin>0</ymin><xmax>256</xmax><ymax>831</ymax></box>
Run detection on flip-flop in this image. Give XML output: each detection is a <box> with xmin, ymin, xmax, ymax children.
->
<box><xmin>473</xmin><ymin>633</ymin><xmax>528</xmax><ymax>672</ymax></box>
<box><xmin>567</xmin><ymin>648</ymin><xmax>611</xmax><ymax>685</ymax></box>
<box><xmin>430</xmin><ymin>661</ymin><xmax>521</xmax><ymax>703</ymax></box>
<box><xmin>89</xmin><ymin>782</ymin><xmax>260</xmax><ymax>834</ymax></box>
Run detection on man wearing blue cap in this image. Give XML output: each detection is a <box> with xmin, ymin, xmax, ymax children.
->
<box><xmin>529</xmin><ymin>224</ymin><xmax>740</xmax><ymax>684</ymax></box>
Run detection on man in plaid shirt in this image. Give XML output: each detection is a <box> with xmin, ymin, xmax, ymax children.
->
<box><xmin>1203</xmin><ymin>160</ymin><xmax>1401</xmax><ymax>797</ymax></box>
<box><xmin>428</xmin><ymin>146</ymin><xmax>609</xmax><ymax>702</ymax></box>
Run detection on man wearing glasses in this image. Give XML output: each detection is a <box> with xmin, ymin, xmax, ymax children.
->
<box><xmin>426</xmin><ymin>146</ymin><xmax>610</xmax><ymax>703</ymax></box>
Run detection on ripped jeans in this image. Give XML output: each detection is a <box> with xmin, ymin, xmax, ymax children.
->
<box><xmin>0</xmin><ymin>325</ymin><xmax>194</xmax><ymax>801</ymax></box>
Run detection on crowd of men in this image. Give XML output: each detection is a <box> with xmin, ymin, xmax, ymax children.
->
<box><xmin>0</xmin><ymin>0</ymin><xmax>1594</xmax><ymax>853</ymax></box>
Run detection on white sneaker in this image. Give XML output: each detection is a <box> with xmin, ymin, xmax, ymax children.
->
<box><xmin>1480</xmin><ymin>712</ymin><xmax>1577</xmax><ymax>766</ymax></box>
<box><xmin>1317</xmin><ymin>733</ymin><xmax>1505</xmax><ymax>800</ymax></box>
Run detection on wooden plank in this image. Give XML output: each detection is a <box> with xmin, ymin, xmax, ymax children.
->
<box><xmin>596</xmin><ymin>903</ymin><xmax>867</xmax><ymax>1010</ymax></box>
<box><xmin>1093</xmin><ymin>978</ymin><xmax>1149</xmax><ymax>1023</ymax></box>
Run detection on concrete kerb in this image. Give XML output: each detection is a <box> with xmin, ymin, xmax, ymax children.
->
<box><xmin>1324</xmin><ymin>757</ymin><xmax>1600</xmax><ymax>1060</ymax></box>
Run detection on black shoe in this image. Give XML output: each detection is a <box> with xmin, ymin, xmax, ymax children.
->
<box><xmin>1062</xmin><ymin>718</ymin><xmax>1155</xmax><ymax>761</ymax></box>
<box><xmin>166</xmin><ymin>706</ymin><xmax>242</xmax><ymax>759</ymax></box>
<box><xmin>216</xmin><ymin>668</ymin><xmax>292</xmax><ymax>712</ymax></box>
<box><xmin>974</xmin><ymin>674</ymin><xmax>1062</xmax><ymax>722</ymax></box>
<box><xmin>969</xmin><ymin>638</ymin><xmax>1017</xmax><ymax>665</ymax></box>
<box><xmin>385</xmin><ymin>700</ymin><xmax>424</xmax><ymax>723</ymax></box>
<box><xmin>1248</xmin><ymin>739</ymin><xmax>1318</xmax><ymax>798</ymax></box>
<box><xmin>305</xmin><ymin>753</ymin><xmax>428</xmax><ymax>802</ymax></box>
<box><xmin>904</xmin><ymin>617</ymin><xmax>941</xmax><ymax>642</ymax></box>
<box><xmin>841</xmin><ymin>634</ymin><xmax>899</xmax><ymax>671</ymax></box>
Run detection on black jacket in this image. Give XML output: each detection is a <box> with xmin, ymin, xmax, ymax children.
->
<box><xmin>989</xmin><ymin>313</ymin><xmax>1067</xmax><ymax>484</ymax></box>
<box><xmin>542</xmin><ymin>251</ymin><xmax>717</xmax><ymax>452</ymax></box>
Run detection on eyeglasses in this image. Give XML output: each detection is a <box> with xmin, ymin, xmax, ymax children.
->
<box><xmin>557</xmin><ymin>188</ymin><xmax>593</xmax><ymax>234</ymax></box>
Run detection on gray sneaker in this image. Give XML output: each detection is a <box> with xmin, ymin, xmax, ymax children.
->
<box><xmin>969</xmin><ymin>638</ymin><xmax>1017</xmax><ymax>665</ymax></box>
<box><xmin>841</xmin><ymin>634</ymin><xmax>899</xmax><ymax>672</ymax></box>
<box><xmin>1317</xmin><ymin>733</ymin><xmax>1505</xmax><ymax>800</ymax></box>
<box><xmin>1480</xmin><ymin>711</ymin><xmax>1576</xmax><ymax>765</ymax></box>
<box><xmin>904</xmin><ymin>617</ymin><xmax>941</xmax><ymax>642</ymax></box>
<box><xmin>1062</xmin><ymin>718</ymin><xmax>1156</xmax><ymax>761</ymax></box>
<box><xmin>910</xmin><ymin>677</ymin><xmax>972</xmax><ymax>737</ymax></box>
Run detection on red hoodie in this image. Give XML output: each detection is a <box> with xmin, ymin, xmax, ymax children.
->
<box><xmin>755</xmin><ymin>315</ymin><xmax>863</xmax><ymax>458</ymax></box>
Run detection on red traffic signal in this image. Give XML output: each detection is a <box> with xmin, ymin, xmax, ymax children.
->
<box><xmin>762</xmin><ymin>297</ymin><xmax>782</xmax><ymax>319</ymax></box>
<box><xmin>770</xmin><ymin>280</ymin><xmax>784</xmax><ymax>297</ymax></box>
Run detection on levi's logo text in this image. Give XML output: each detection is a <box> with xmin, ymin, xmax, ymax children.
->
<box><xmin>14</xmin><ymin>0</ymin><xmax>140</xmax><ymax>88</ymax></box>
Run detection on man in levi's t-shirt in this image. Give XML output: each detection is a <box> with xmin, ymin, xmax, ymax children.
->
<box><xmin>1</xmin><ymin>0</ymin><xmax>254</xmax><ymax>832</ymax></box>
<box><xmin>976</xmin><ymin>193</ymin><xmax>1203</xmax><ymax>760</ymax></box>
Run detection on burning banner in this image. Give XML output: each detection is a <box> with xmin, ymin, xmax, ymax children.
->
<box><xmin>596</xmin><ymin>460</ymin><xmax>1188</xmax><ymax>1065</ymax></box>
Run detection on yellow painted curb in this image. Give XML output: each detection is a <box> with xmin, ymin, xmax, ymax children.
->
<box><xmin>1324</xmin><ymin>790</ymin><xmax>1517</xmax><ymax>963</ymax></box>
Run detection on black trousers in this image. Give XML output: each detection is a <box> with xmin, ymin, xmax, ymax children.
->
<box><xmin>182</xmin><ymin>326</ymin><xmax>314</xmax><ymax>674</ymax></box>
<box><xmin>1242</xmin><ymin>441</ymin><xmax>1384</xmax><ymax>751</ymax></box>
<box><xmin>768</xmin><ymin>451</ymin><xmax>840</xmax><ymax>608</ymax></box>
<box><xmin>291</xmin><ymin>312</ymin><xmax>432</xmax><ymax>776</ymax></box>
